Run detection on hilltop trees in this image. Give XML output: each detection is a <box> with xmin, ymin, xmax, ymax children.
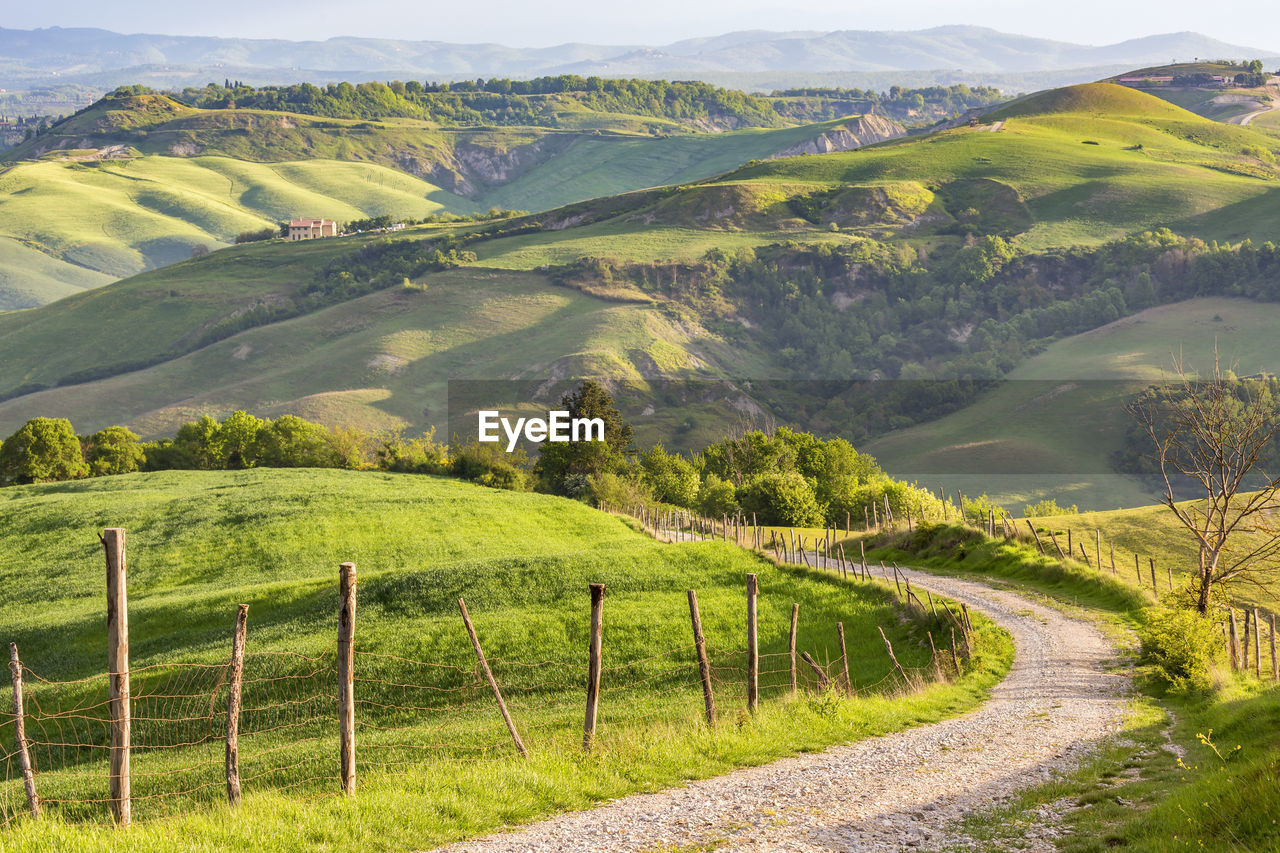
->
<box><xmin>0</xmin><ymin>417</ymin><xmax>88</xmax><ymax>484</ymax></box>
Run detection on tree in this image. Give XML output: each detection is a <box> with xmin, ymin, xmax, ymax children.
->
<box><xmin>638</xmin><ymin>444</ymin><xmax>699</xmax><ymax>507</ymax></box>
<box><xmin>85</xmin><ymin>426</ymin><xmax>145</xmax><ymax>476</ymax></box>
<box><xmin>1127</xmin><ymin>355</ymin><xmax>1280</xmax><ymax>613</ymax></box>
<box><xmin>737</xmin><ymin>471</ymin><xmax>825</xmax><ymax>527</ymax></box>
<box><xmin>0</xmin><ymin>418</ymin><xmax>88</xmax><ymax>484</ymax></box>
<box><xmin>534</xmin><ymin>381</ymin><xmax>634</xmax><ymax>494</ymax></box>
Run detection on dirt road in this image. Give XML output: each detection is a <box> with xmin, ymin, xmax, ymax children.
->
<box><xmin>436</xmin><ymin>564</ymin><xmax>1130</xmax><ymax>852</ymax></box>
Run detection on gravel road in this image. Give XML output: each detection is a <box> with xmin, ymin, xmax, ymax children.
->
<box><xmin>436</xmin><ymin>566</ymin><xmax>1130</xmax><ymax>852</ymax></box>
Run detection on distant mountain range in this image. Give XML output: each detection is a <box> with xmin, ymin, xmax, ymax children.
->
<box><xmin>1</xmin><ymin>25</ymin><xmax>1275</xmax><ymax>91</ymax></box>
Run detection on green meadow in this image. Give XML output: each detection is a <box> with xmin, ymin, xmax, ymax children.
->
<box><xmin>868</xmin><ymin>297</ymin><xmax>1280</xmax><ymax>511</ymax></box>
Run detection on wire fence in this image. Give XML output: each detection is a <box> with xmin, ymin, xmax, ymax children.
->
<box><xmin>0</xmin><ymin>527</ymin><xmax>972</xmax><ymax>832</ymax></box>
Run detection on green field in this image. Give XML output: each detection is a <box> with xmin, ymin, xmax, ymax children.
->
<box><xmin>868</xmin><ymin>298</ymin><xmax>1280</xmax><ymax>512</ymax></box>
<box><xmin>0</xmin><ymin>469</ymin><xmax>1010</xmax><ymax>851</ymax></box>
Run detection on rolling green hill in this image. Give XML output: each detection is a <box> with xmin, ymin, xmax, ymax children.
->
<box><xmin>0</xmin><ymin>91</ymin><xmax>904</xmax><ymax>307</ymax></box>
<box><xmin>868</xmin><ymin>297</ymin><xmax>1280</xmax><ymax>512</ymax></box>
<box><xmin>0</xmin><ymin>468</ymin><xmax>1008</xmax><ymax>849</ymax></box>
<box><xmin>2</xmin><ymin>82</ymin><xmax>1280</xmax><ymax>511</ymax></box>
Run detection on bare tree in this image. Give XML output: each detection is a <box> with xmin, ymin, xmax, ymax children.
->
<box><xmin>1127</xmin><ymin>353</ymin><xmax>1280</xmax><ymax>613</ymax></box>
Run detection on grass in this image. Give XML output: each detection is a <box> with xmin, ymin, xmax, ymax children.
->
<box><xmin>868</xmin><ymin>298</ymin><xmax>1280</xmax><ymax>512</ymax></box>
<box><xmin>0</xmin><ymin>154</ymin><xmax>475</xmax><ymax>300</ymax></box>
<box><xmin>1025</xmin><ymin>500</ymin><xmax>1280</xmax><ymax>613</ymax></box>
<box><xmin>0</xmin><ymin>103</ymin><xmax>879</xmax><ymax>305</ymax></box>
<box><xmin>0</xmin><ymin>469</ymin><xmax>1012</xmax><ymax>851</ymax></box>
<box><xmin>0</xmin><ymin>266</ymin><xmax>772</xmax><ymax>443</ymax></box>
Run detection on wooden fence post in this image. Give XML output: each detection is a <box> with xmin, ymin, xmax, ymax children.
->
<box><xmin>1135</xmin><ymin>553</ymin><xmax>1142</xmax><ymax>587</ymax></box>
<box><xmin>927</xmin><ymin>631</ymin><xmax>943</xmax><ymax>681</ymax></box>
<box><xmin>583</xmin><ymin>583</ymin><xmax>606</xmax><ymax>751</ymax></box>
<box><xmin>338</xmin><ymin>562</ymin><xmax>357</xmax><ymax>795</ymax></box>
<box><xmin>226</xmin><ymin>603</ymin><xmax>249</xmax><ymax>806</ymax></box>
<box><xmin>102</xmin><ymin>528</ymin><xmax>131</xmax><ymax>827</ymax></box>
<box><xmin>836</xmin><ymin>622</ymin><xmax>851</xmax><ymax>695</ymax></box>
<box><xmin>800</xmin><ymin>652</ymin><xmax>830</xmax><ymax>690</ymax></box>
<box><xmin>747</xmin><ymin>574</ymin><xmax>758</xmax><ymax>714</ymax></box>
<box><xmin>1025</xmin><ymin>520</ymin><xmax>1045</xmax><ymax>555</ymax></box>
<box><xmin>788</xmin><ymin>603</ymin><xmax>799</xmax><ymax>694</ymax></box>
<box><xmin>1253</xmin><ymin>609</ymin><xmax>1262</xmax><ymax>678</ymax></box>
<box><xmin>1271</xmin><ymin>614</ymin><xmax>1278</xmax><ymax>681</ymax></box>
<box><xmin>1228</xmin><ymin>609</ymin><xmax>1240</xmax><ymax>671</ymax></box>
<box><xmin>949</xmin><ymin>627</ymin><xmax>961</xmax><ymax>673</ymax></box>
<box><xmin>1095</xmin><ymin>531</ymin><xmax>1101</xmax><ymax>573</ymax></box>
<box><xmin>876</xmin><ymin>626</ymin><xmax>910</xmax><ymax>685</ymax></box>
<box><xmin>1168</xmin><ymin>566</ymin><xmax>1175</xmax><ymax>593</ymax></box>
<box><xmin>1149</xmin><ymin>559</ymin><xmax>1158</xmax><ymax>593</ymax></box>
<box><xmin>459</xmin><ymin>597</ymin><xmax>528</xmax><ymax>757</ymax></box>
<box><xmin>8</xmin><ymin>643</ymin><xmax>39</xmax><ymax>819</ymax></box>
<box><xmin>1048</xmin><ymin>529</ymin><xmax>1065</xmax><ymax>560</ymax></box>
<box><xmin>1110</xmin><ymin>541</ymin><xmax>1116</xmax><ymax>574</ymax></box>
<box><xmin>687</xmin><ymin>591</ymin><xmax>716</xmax><ymax>728</ymax></box>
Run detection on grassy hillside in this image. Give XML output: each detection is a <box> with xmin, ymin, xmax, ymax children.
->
<box><xmin>1024</xmin><ymin>499</ymin><xmax>1280</xmax><ymax>612</ymax></box>
<box><xmin>0</xmin><ymin>469</ymin><xmax>1010</xmax><ymax>850</ymax></box>
<box><xmin>0</xmin><ymin>155</ymin><xmax>475</xmax><ymax>307</ymax></box>
<box><xmin>727</xmin><ymin>83</ymin><xmax>1280</xmax><ymax>249</ymax></box>
<box><xmin>0</xmin><ymin>265</ymin><xmax>776</xmax><ymax>443</ymax></box>
<box><xmin>0</xmin><ymin>90</ymin><xmax>902</xmax><ymax>305</ymax></box>
<box><xmin>868</xmin><ymin>298</ymin><xmax>1280</xmax><ymax>511</ymax></box>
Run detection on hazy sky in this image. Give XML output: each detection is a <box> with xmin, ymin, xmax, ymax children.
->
<box><xmin>6</xmin><ymin>0</ymin><xmax>1278</xmax><ymax>50</ymax></box>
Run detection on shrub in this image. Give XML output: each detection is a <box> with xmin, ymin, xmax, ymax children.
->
<box><xmin>85</xmin><ymin>426</ymin><xmax>144</xmax><ymax>476</ymax></box>
<box><xmin>451</xmin><ymin>438</ymin><xmax>527</xmax><ymax>490</ymax></box>
<box><xmin>696</xmin><ymin>474</ymin><xmax>739</xmax><ymax>517</ymax></box>
<box><xmin>1024</xmin><ymin>498</ymin><xmax>1078</xmax><ymax>517</ymax></box>
<box><xmin>1140</xmin><ymin>607</ymin><xmax>1225</xmax><ymax>692</ymax></box>
<box><xmin>377</xmin><ymin>428</ymin><xmax>447</xmax><ymax>474</ymax></box>
<box><xmin>255</xmin><ymin>416</ymin><xmax>340</xmax><ymax>468</ymax></box>
<box><xmin>585</xmin><ymin>470</ymin><xmax>652</xmax><ymax>507</ymax></box>
<box><xmin>737</xmin><ymin>471</ymin><xmax>825</xmax><ymax>527</ymax></box>
<box><xmin>0</xmin><ymin>418</ymin><xmax>88</xmax><ymax>484</ymax></box>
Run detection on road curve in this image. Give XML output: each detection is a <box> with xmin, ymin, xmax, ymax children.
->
<box><xmin>436</xmin><ymin>566</ymin><xmax>1130</xmax><ymax>852</ymax></box>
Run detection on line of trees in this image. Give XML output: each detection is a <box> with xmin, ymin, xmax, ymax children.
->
<box><xmin>0</xmin><ymin>381</ymin><xmax>951</xmax><ymax>528</ymax></box>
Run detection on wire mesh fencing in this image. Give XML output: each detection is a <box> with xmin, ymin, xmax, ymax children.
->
<box><xmin>2</xmin><ymin>531</ymin><xmax>982</xmax><ymax>833</ymax></box>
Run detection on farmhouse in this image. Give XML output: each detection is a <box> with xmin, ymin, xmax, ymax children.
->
<box><xmin>288</xmin><ymin>218</ymin><xmax>338</xmax><ymax>241</ymax></box>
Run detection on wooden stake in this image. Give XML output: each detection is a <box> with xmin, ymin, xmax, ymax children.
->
<box><xmin>338</xmin><ymin>562</ymin><xmax>357</xmax><ymax>795</ymax></box>
<box><xmin>1168</xmin><ymin>565</ymin><xmax>1175</xmax><ymax>592</ymax></box>
<box><xmin>459</xmin><ymin>597</ymin><xmax>528</xmax><ymax>757</ymax></box>
<box><xmin>949</xmin><ymin>627</ymin><xmax>962</xmax><ymax>673</ymax></box>
<box><xmin>1048</xmin><ymin>529</ymin><xmax>1066</xmax><ymax>560</ymax></box>
<box><xmin>583</xmin><ymin>583</ymin><xmax>605</xmax><ymax>751</ymax></box>
<box><xmin>1025</xmin><ymin>520</ymin><xmax>1045</xmax><ymax>555</ymax></box>
<box><xmin>1110</xmin><ymin>540</ymin><xmax>1116</xmax><ymax>574</ymax></box>
<box><xmin>102</xmin><ymin>528</ymin><xmax>131</xmax><ymax>826</ymax></box>
<box><xmin>1253</xmin><ymin>609</ymin><xmax>1262</xmax><ymax>678</ymax></box>
<box><xmin>1135</xmin><ymin>553</ymin><xmax>1142</xmax><ymax>587</ymax></box>
<box><xmin>788</xmin><ymin>602</ymin><xmax>799</xmax><ymax>694</ymax></box>
<box><xmin>1095</xmin><ymin>531</ymin><xmax>1102</xmax><ymax>575</ymax></box>
<box><xmin>1149</xmin><ymin>559</ymin><xmax>1157</xmax><ymax>593</ymax></box>
<box><xmin>747</xmin><ymin>574</ymin><xmax>759</xmax><ymax>714</ymax></box>
<box><xmin>927</xmin><ymin>631</ymin><xmax>943</xmax><ymax>680</ymax></box>
<box><xmin>1271</xmin><ymin>614</ymin><xmax>1278</xmax><ymax>681</ymax></box>
<box><xmin>8</xmin><ymin>643</ymin><xmax>39</xmax><ymax>819</ymax></box>
<box><xmin>800</xmin><ymin>652</ymin><xmax>830</xmax><ymax>690</ymax></box>
<box><xmin>687</xmin><ymin>590</ymin><xmax>717</xmax><ymax>727</ymax></box>
<box><xmin>1228</xmin><ymin>609</ymin><xmax>1240</xmax><ymax>670</ymax></box>
<box><xmin>836</xmin><ymin>622</ymin><xmax>852</xmax><ymax>695</ymax></box>
<box><xmin>877</xmin><ymin>626</ymin><xmax>910</xmax><ymax>685</ymax></box>
<box><xmin>226</xmin><ymin>603</ymin><xmax>249</xmax><ymax>805</ymax></box>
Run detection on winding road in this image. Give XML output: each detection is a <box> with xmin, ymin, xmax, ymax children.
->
<box><xmin>436</xmin><ymin>563</ymin><xmax>1131</xmax><ymax>852</ymax></box>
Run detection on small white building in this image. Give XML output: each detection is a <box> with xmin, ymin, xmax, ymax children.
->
<box><xmin>288</xmin><ymin>218</ymin><xmax>338</xmax><ymax>241</ymax></box>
